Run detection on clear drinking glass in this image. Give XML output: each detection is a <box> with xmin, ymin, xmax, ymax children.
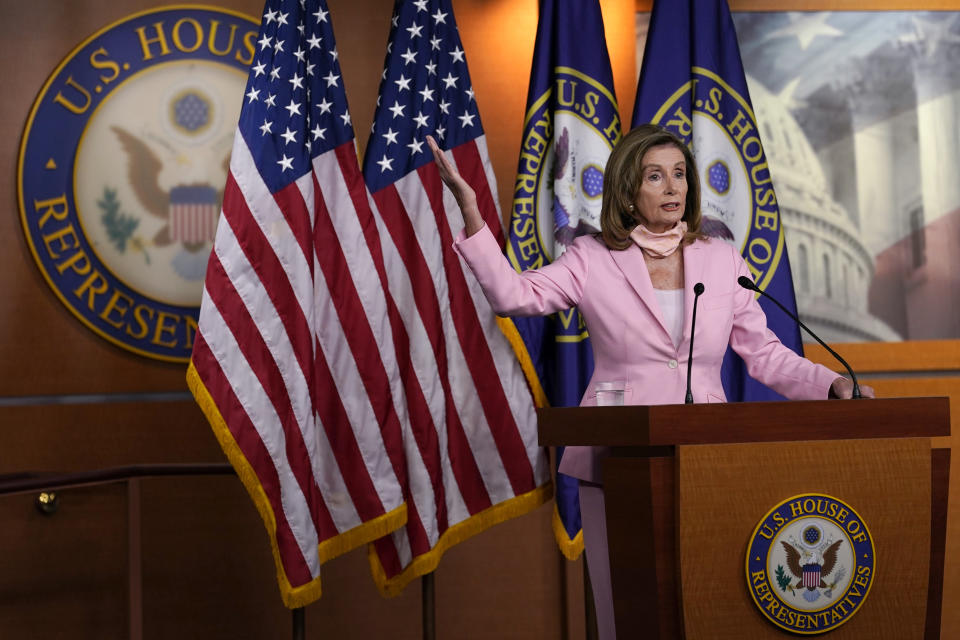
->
<box><xmin>595</xmin><ymin>381</ymin><xmax>625</xmax><ymax>406</ymax></box>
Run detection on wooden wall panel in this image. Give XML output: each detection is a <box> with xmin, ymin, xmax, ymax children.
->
<box><xmin>433</xmin><ymin>502</ymin><xmax>565</xmax><ymax>639</ymax></box>
<box><xmin>5</xmin><ymin>0</ymin><xmax>957</xmax><ymax>638</ymax></box>
<box><xmin>139</xmin><ymin>475</ymin><xmax>298</xmax><ymax>638</ymax></box>
<box><xmin>805</xmin><ymin>344</ymin><xmax>960</xmax><ymax>637</ymax></box>
<box><xmin>680</xmin><ymin>438</ymin><xmax>931</xmax><ymax>639</ymax></box>
<box><xmin>0</xmin><ymin>401</ymin><xmax>222</xmax><ymax>471</ymax></box>
<box><xmin>138</xmin><ymin>478</ymin><xmax>562</xmax><ymax>640</ymax></box>
<box><xmin>0</xmin><ymin>1</ymin><xmax>633</xmax><ymax>637</ymax></box>
<box><xmin>0</xmin><ymin>485</ymin><xmax>128</xmax><ymax>639</ymax></box>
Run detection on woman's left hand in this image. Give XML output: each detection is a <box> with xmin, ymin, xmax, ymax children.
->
<box><xmin>427</xmin><ymin>135</ymin><xmax>484</xmax><ymax>236</ymax></box>
<box><xmin>829</xmin><ymin>377</ymin><xmax>875</xmax><ymax>399</ymax></box>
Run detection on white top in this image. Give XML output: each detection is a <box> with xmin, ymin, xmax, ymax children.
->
<box><xmin>654</xmin><ymin>288</ymin><xmax>684</xmax><ymax>349</ymax></box>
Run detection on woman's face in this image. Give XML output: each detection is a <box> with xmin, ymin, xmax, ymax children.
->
<box><xmin>633</xmin><ymin>144</ymin><xmax>687</xmax><ymax>233</ymax></box>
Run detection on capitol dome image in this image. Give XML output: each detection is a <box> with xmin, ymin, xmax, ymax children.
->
<box><xmin>747</xmin><ymin>77</ymin><xmax>901</xmax><ymax>343</ymax></box>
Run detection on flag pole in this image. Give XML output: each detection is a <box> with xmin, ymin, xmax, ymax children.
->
<box><xmin>292</xmin><ymin>607</ymin><xmax>304</xmax><ymax>640</ymax></box>
<box><xmin>422</xmin><ymin>572</ymin><xmax>435</xmax><ymax>640</ymax></box>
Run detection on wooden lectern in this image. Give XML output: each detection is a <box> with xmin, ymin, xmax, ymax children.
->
<box><xmin>539</xmin><ymin>397</ymin><xmax>950</xmax><ymax>639</ymax></box>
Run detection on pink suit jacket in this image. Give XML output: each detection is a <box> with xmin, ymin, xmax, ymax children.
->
<box><xmin>454</xmin><ymin>225</ymin><xmax>838</xmax><ymax>483</ymax></box>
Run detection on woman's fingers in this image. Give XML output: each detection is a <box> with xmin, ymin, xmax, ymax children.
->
<box><xmin>426</xmin><ymin>135</ymin><xmax>474</xmax><ymax>200</ymax></box>
<box><xmin>426</xmin><ymin>134</ymin><xmax>440</xmax><ymax>155</ymax></box>
<box><xmin>427</xmin><ymin>135</ymin><xmax>455</xmax><ymax>179</ymax></box>
<box><xmin>830</xmin><ymin>376</ymin><xmax>875</xmax><ymax>399</ymax></box>
<box><xmin>426</xmin><ymin>136</ymin><xmax>482</xmax><ymax>235</ymax></box>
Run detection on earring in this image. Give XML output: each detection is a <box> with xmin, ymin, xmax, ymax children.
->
<box><xmin>628</xmin><ymin>204</ymin><xmax>635</xmax><ymax>211</ymax></box>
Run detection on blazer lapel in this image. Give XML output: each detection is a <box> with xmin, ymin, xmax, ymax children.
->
<box><xmin>610</xmin><ymin>244</ymin><xmax>671</xmax><ymax>340</ymax></box>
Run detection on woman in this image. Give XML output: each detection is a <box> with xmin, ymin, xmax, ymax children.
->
<box><xmin>427</xmin><ymin>125</ymin><xmax>872</xmax><ymax>639</ymax></box>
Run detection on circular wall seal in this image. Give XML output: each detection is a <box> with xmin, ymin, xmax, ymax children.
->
<box><xmin>650</xmin><ymin>68</ymin><xmax>785</xmax><ymax>291</ymax></box>
<box><xmin>745</xmin><ymin>493</ymin><xmax>876</xmax><ymax>634</ymax></box>
<box><xmin>18</xmin><ymin>5</ymin><xmax>258</xmax><ymax>361</ymax></box>
<box><xmin>509</xmin><ymin>66</ymin><xmax>621</xmax><ymax>268</ymax></box>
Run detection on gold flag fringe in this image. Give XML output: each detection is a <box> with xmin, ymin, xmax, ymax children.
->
<box><xmin>187</xmin><ymin>363</ymin><xmax>407</xmax><ymax>608</ymax></box>
<box><xmin>368</xmin><ymin>482</ymin><xmax>553</xmax><ymax>597</ymax></box>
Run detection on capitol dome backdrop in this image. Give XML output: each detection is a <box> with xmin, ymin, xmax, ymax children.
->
<box><xmin>638</xmin><ymin>9</ymin><xmax>960</xmax><ymax>343</ymax></box>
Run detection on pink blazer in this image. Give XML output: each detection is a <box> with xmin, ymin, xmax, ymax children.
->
<box><xmin>454</xmin><ymin>226</ymin><xmax>838</xmax><ymax>482</ymax></box>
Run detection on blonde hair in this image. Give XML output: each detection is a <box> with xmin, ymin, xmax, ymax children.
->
<box><xmin>600</xmin><ymin>124</ymin><xmax>703</xmax><ymax>251</ymax></box>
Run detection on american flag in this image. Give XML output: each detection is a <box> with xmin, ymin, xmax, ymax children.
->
<box><xmin>361</xmin><ymin>0</ymin><xmax>551</xmax><ymax>595</ymax></box>
<box><xmin>187</xmin><ymin>0</ymin><xmax>411</xmax><ymax>607</ymax></box>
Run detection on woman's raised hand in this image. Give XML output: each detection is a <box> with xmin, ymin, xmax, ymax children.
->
<box><xmin>427</xmin><ymin>135</ymin><xmax>485</xmax><ymax>236</ymax></box>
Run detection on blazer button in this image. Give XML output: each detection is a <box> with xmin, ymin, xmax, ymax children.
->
<box><xmin>668</xmin><ymin>359</ymin><xmax>678</xmax><ymax>369</ymax></box>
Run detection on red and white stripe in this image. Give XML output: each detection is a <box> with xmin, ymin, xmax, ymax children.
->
<box><xmin>170</xmin><ymin>202</ymin><xmax>218</xmax><ymax>244</ymax></box>
<box><xmin>190</xmin><ymin>132</ymin><xmax>409</xmax><ymax>602</ymax></box>
<box><xmin>368</xmin><ymin>135</ymin><xmax>549</xmax><ymax>589</ymax></box>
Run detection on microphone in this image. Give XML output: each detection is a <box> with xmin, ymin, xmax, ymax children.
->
<box><xmin>736</xmin><ymin>276</ymin><xmax>862</xmax><ymax>399</ymax></box>
<box><xmin>685</xmin><ymin>282</ymin><xmax>705</xmax><ymax>404</ymax></box>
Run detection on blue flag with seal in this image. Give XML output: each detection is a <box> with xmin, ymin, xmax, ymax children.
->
<box><xmin>632</xmin><ymin>0</ymin><xmax>804</xmax><ymax>401</ymax></box>
<box><xmin>503</xmin><ymin>0</ymin><xmax>621</xmax><ymax>559</ymax></box>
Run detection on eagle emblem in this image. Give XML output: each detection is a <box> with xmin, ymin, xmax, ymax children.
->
<box><xmin>108</xmin><ymin>123</ymin><xmax>230</xmax><ymax>281</ymax></box>
<box><xmin>551</xmin><ymin>125</ymin><xmax>605</xmax><ymax>249</ymax></box>
<box><xmin>18</xmin><ymin>5</ymin><xmax>256</xmax><ymax>361</ymax></box>
<box><xmin>745</xmin><ymin>494</ymin><xmax>875</xmax><ymax>635</ymax></box>
<box><xmin>778</xmin><ymin>526</ymin><xmax>847</xmax><ymax>602</ymax></box>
